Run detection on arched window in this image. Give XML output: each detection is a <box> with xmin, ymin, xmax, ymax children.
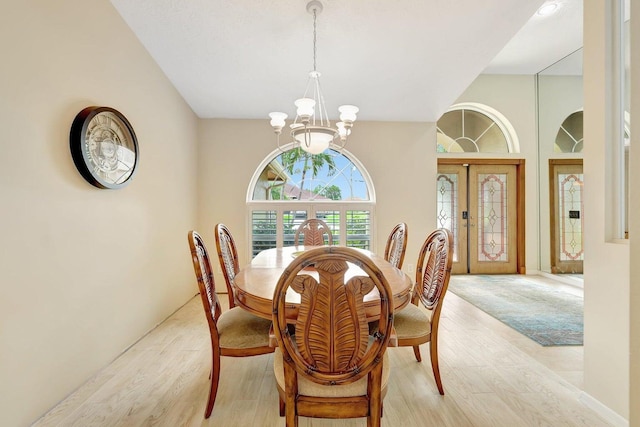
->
<box><xmin>555</xmin><ymin>111</ymin><xmax>584</xmax><ymax>153</ymax></box>
<box><xmin>247</xmin><ymin>145</ymin><xmax>375</xmax><ymax>257</ymax></box>
<box><xmin>436</xmin><ymin>103</ymin><xmax>519</xmax><ymax>153</ymax></box>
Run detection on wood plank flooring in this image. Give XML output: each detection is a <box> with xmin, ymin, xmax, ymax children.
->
<box><xmin>33</xmin><ymin>275</ymin><xmax>611</xmax><ymax>427</ymax></box>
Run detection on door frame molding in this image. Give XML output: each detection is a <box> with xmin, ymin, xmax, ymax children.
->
<box><xmin>438</xmin><ymin>158</ymin><xmax>526</xmax><ymax>274</ymax></box>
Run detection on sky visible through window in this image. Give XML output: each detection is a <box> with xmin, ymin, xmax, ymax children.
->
<box><xmin>274</xmin><ymin>148</ymin><xmax>368</xmax><ymax>201</ymax></box>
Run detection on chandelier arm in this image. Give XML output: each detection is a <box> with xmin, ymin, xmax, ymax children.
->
<box><xmin>334</xmin><ymin>138</ymin><xmax>347</xmax><ymax>152</ymax></box>
<box><xmin>276</xmin><ymin>132</ymin><xmax>286</xmax><ymax>152</ymax></box>
<box><xmin>304</xmin><ymin>127</ymin><xmax>311</xmax><ymax>149</ymax></box>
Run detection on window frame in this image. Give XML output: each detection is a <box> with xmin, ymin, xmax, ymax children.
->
<box><xmin>437</xmin><ymin>102</ymin><xmax>520</xmax><ymax>153</ymax></box>
<box><xmin>246</xmin><ymin>142</ymin><xmax>377</xmax><ymax>257</ymax></box>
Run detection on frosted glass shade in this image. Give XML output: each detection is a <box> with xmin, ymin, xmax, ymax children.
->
<box><xmin>269</xmin><ymin>112</ymin><xmax>288</xmax><ymax>129</ymax></box>
<box><xmin>338</xmin><ymin>105</ymin><xmax>359</xmax><ymax>124</ymax></box>
<box><xmin>295</xmin><ymin>98</ymin><xmax>316</xmax><ymax>118</ymax></box>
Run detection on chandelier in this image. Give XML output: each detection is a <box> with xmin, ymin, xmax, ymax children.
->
<box><xmin>269</xmin><ymin>0</ymin><xmax>358</xmax><ymax>155</ymax></box>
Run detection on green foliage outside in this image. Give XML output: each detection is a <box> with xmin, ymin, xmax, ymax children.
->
<box><xmin>280</xmin><ymin>148</ymin><xmax>336</xmax><ymax>200</ymax></box>
<box><xmin>313</xmin><ymin>184</ymin><xmax>341</xmax><ymax>200</ymax></box>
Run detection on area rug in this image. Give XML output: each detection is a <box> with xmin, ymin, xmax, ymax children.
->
<box><xmin>447</xmin><ymin>275</ymin><xmax>583</xmax><ymax>346</ymax></box>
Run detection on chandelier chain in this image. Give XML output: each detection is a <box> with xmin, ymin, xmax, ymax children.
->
<box><xmin>313</xmin><ymin>8</ymin><xmax>317</xmax><ymax>72</ymax></box>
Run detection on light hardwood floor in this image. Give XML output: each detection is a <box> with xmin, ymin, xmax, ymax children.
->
<box><xmin>33</xmin><ymin>275</ymin><xmax>611</xmax><ymax>427</ymax></box>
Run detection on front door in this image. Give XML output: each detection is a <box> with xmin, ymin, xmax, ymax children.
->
<box><xmin>437</xmin><ymin>161</ymin><xmax>523</xmax><ymax>274</ymax></box>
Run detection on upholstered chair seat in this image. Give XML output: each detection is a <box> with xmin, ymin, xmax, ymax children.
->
<box><xmin>217</xmin><ymin>308</ymin><xmax>273</xmax><ymax>349</ymax></box>
<box><xmin>392</xmin><ymin>303</ymin><xmax>432</xmax><ymax>340</ymax></box>
<box><xmin>273</xmin><ymin>348</ymin><xmax>390</xmax><ymax>398</ymax></box>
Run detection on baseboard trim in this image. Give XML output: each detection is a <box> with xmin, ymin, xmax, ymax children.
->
<box><xmin>578</xmin><ymin>392</ymin><xmax>628</xmax><ymax>427</ymax></box>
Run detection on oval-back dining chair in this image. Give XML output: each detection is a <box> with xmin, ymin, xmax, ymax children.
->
<box><xmin>188</xmin><ymin>230</ymin><xmax>274</xmax><ymax>418</ymax></box>
<box><xmin>293</xmin><ymin>218</ymin><xmax>333</xmax><ymax>246</ymax></box>
<box><xmin>215</xmin><ymin>223</ymin><xmax>240</xmax><ymax>309</ymax></box>
<box><xmin>392</xmin><ymin>228</ymin><xmax>453</xmax><ymax>395</ymax></box>
<box><xmin>272</xmin><ymin>246</ymin><xmax>394</xmax><ymax>427</ymax></box>
<box><xmin>383</xmin><ymin>222</ymin><xmax>408</xmax><ymax>269</ymax></box>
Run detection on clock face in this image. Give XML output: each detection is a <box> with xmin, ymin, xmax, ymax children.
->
<box><xmin>70</xmin><ymin>107</ymin><xmax>139</xmax><ymax>189</ymax></box>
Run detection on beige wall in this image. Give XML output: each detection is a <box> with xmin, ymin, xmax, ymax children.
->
<box><xmin>0</xmin><ymin>2</ymin><xmax>199</xmax><ymax>426</ymax></box>
<box><xmin>197</xmin><ymin>119</ymin><xmax>437</xmax><ymax>284</ymax></box>
<box><xmin>583</xmin><ymin>0</ymin><xmax>630</xmax><ymax>421</ymax></box>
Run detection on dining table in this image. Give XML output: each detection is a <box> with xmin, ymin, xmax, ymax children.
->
<box><xmin>233</xmin><ymin>245</ymin><xmax>414</xmax><ymax>322</ymax></box>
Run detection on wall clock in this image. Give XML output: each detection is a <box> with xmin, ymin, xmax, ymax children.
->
<box><xmin>70</xmin><ymin>106</ymin><xmax>139</xmax><ymax>189</ymax></box>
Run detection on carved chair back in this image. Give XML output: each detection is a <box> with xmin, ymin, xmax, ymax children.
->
<box><xmin>383</xmin><ymin>222</ymin><xmax>408</xmax><ymax>269</ymax></box>
<box><xmin>188</xmin><ymin>230</ymin><xmax>222</xmax><ymax>340</ymax></box>
<box><xmin>272</xmin><ymin>246</ymin><xmax>393</xmax><ymax>425</ymax></box>
<box><xmin>414</xmin><ymin>228</ymin><xmax>454</xmax><ymax>319</ymax></box>
<box><xmin>294</xmin><ymin>218</ymin><xmax>333</xmax><ymax>246</ymax></box>
<box><xmin>215</xmin><ymin>223</ymin><xmax>240</xmax><ymax>308</ymax></box>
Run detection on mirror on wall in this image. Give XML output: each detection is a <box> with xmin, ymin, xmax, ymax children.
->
<box><xmin>536</xmin><ymin>48</ymin><xmax>584</xmax><ymax>274</ymax></box>
<box><xmin>537</xmin><ymin>0</ymin><xmax>631</xmax><ymax>274</ymax></box>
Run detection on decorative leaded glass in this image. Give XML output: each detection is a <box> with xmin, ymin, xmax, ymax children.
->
<box><xmin>436</xmin><ymin>173</ymin><xmax>459</xmax><ymax>262</ymax></box>
<box><xmin>558</xmin><ymin>173</ymin><xmax>584</xmax><ymax>261</ymax></box>
<box><xmin>477</xmin><ymin>173</ymin><xmax>509</xmax><ymax>262</ymax></box>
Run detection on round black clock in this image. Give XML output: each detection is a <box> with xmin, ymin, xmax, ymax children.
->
<box><xmin>70</xmin><ymin>106</ymin><xmax>139</xmax><ymax>189</ymax></box>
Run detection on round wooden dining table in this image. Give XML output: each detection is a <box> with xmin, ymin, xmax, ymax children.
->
<box><xmin>233</xmin><ymin>246</ymin><xmax>413</xmax><ymax>322</ymax></box>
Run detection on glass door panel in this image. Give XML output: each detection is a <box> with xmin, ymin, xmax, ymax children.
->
<box><xmin>469</xmin><ymin>165</ymin><xmax>517</xmax><ymax>273</ymax></box>
<box><xmin>436</xmin><ymin>165</ymin><xmax>467</xmax><ymax>274</ymax></box>
<box><xmin>550</xmin><ymin>160</ymin><xmax>584</xmax><ymax>273</ymax></box>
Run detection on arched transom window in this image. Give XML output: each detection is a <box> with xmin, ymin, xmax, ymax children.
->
<box><xmin>555</xmin><ymin>111</ymin><xmax>584</xmax><ymax>153</ymax></box>
<box><xmin>247</xmin><ymin>146</ymin><xmax>375</xmax><ymax>257</ymax></box>
<box><xmin>437</xmin><ymin>103</ymin><xmax>519</xmax><ymax>153</ymax></box>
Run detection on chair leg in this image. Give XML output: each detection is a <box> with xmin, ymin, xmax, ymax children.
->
<box><xmin>284</xmin><ymin>364</ymin><xmax>298</xmax><ymax>427</ymax></box>
<box><xmin>367</xmin><ymin>365</ymin><xmax>383</xmax><ymax>427</ymax></box>
<box><xmin>279</xmin><ymin>395</ymin><xmax>285</xmax><ymax>417</ymax></box>
<box><xmin>429</xmin><ymin>341</ymin><xmax>444</xmax><ymax>395</ymax></box>
<box><xmin>412</xmin><ymin>345</ymin><xmax>422</xmax><ymax>362</ymax></box>
<box><xmin>368</xmin><ymin>400</ymin><xmax>382</xmax><ymax>427</ymax></box>
<box><xmin>285</xmin><ymin>401</ymin><xmax>297</xmax><ymax>427</ymax></box>
<box><xmin>204</xmin><ymin>346</ymin><xmax>221</xmax><ymax>418</ymax></box>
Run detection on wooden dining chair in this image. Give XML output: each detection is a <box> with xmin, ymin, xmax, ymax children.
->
<box><xmin>272</xmin><ymin>246</ymin><xmax>394</xmax><ymax>427</ymax></box>
<box><xmin>392</xmin><ymin>228</ymin><xmax>453</xmax><ymax>395</ymax></box>
<box><xmin>293</xmin><ymin>218</ymin><xmax>333</xmax><ymax>246</ymax></box>
<box><xmin>383</xmin><ymin>222</ymin><xmax>408</xmax><ymax>269</ymax></box>
<box><xmin>214</xmin><ymin>223</ymin><xmax>240</xmax><ymax>309</ymax></box>
<box><xmin>187</xmin><ymin>230</ymin><xmax>274</xmax><ymax>418</ymax></box>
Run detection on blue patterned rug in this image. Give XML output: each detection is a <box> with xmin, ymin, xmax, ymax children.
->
<box><xmin>448</xmin><ymin>275</ymin><xmax>583</xmax><ymax>346</ymax></box>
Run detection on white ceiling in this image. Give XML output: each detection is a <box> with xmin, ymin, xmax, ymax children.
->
<box><xmin>110</xmin><ymin>0</ymin><xmax>583</xmax><ymax>122</ymax></box>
